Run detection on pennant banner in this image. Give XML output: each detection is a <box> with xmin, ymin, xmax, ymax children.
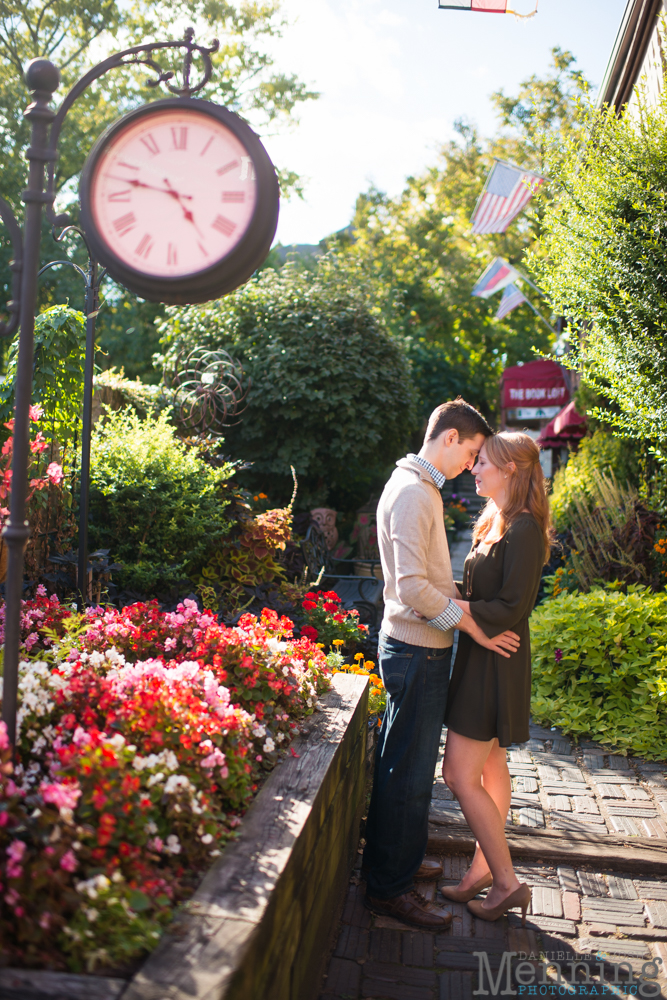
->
<box><xmin>438</xmin><ymin>0</ymin><xmax>538</xmax><ymax>14</ymax></box>
<box><xmin>472</xmin><ymin>257</ymin><xmax>519</xmax><ymax>299</ymax></box>
<box><xmin>495</xmin><ymin>282</ymin><xmax>526</xmax><ymax>320</ymax></box>
<box><xmin>471</xmin><ymin>160</ymin><xmax>543</xmax><ymax>234</ymax></box>
<box><xmin>439</xmin><ymin>1</ymin><xmax>508</xmax><ymax>9</ymax></box>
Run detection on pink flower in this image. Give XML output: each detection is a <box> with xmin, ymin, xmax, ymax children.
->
<box><xmin>45</xmin><ymin>462</ymin><xmax>64</xmax><ymax>486</ymax></box>
<box><xmin>0</xmin><ymin>813</ymin><xmax>8</xmax><ymax>828</ymax></box>
<box><xmin>5</xmin><ymin>889</ymin><xmax>19</xmax><ymax>906</ymax></box>
<box><xmin>40</xmin><ymin>781</ymin><xmax>81</xmax><ymax>812</ymax></box>
<box><xmin>59</xmin><ymin>849</ymin><xmax>77</xmax><ymax>872</ymax></box>
<box><xmin>29</xmin><ymin>404</ymin><xmax>43</xmax><ymax>422</ymax></box>
<box><xmin>200</xmin><ymin>748</ymin><xmax>226</xmax><ymax>770</ymax></box>
<box><xmin>6</xmin><ymin>840</ymin><xmax>25</xmax><ymax>879</ymax></box>
<box><xmin>0</xmin><ymin>720</ymin><xmax>9</xmax><ymax>751</ymax></box>
<box><xmin>148</xmin><ymin>836</ymin><xmax>164</xmax><ymax>852</ymax></box>
<box><xmin>39</xmin><ymin>911</ymin><xmax>51</xmax><ymax>929</ymax></box>
<box><xmin>164</xmin><ymin>637</ymin><xmax>177</xmax><ymax>651</ymax></box>
<box><xmin>7</xmin><ymin>840</ymin><xmax>25</xmax><ymax>863</ymax></box>
<box><xmin>15</xmin><ymin>906</ymin><xmax>25</xmax><ymax>917</ymax></box>
<box><xmin>24</xmin><ymin>632</ymin><xmax>39</xmax><ymax>651</ymax></box>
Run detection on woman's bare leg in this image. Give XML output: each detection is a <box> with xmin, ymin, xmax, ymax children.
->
<box><xmin>446</xmin><ymin>740</ymin><xmax>513</xmax><ymax>887</ymax></box>
<box><xmin>443</xmin><ymin>731</ymin><xmax>519</xmax><ymax>906</ymax></box>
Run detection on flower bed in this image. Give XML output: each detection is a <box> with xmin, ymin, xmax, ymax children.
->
<box><xmin>0</xmin><ymin>591</ymin><xmax>330</xmax><ymax>973</ymax></box>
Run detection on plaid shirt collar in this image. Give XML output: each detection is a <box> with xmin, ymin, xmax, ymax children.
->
<box><xmin>406</xmin><ymin>453</ymin><xmax>446</xmax><ymax>490</ymax></box>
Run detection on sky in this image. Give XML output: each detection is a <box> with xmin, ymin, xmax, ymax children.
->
<box><xmin>263</xmin><ymin>0</ymin><xmax>628</xmax><ymax>247</ymax></box>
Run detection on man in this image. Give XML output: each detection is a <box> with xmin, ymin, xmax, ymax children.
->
<box><xmin>363</xmin><ymin>398</ymin><xmax>521</xmax><ymax>929</ymax></box>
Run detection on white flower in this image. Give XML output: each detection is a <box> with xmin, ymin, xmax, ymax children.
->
<box><xmin>165</xmin><ymin>834</ymin><xmax>181</xmax><ymax>855</ymax></box>
<box><xmin>263</xmin><ymin>738</ymin><xmax>275</xmax><ymax>753</ymax></box>
<box><xmin>89</xmin><ymin>651</ymin><xmax>104</xmax><ymax>668</ymax></box>
<box><xmin>107</xmin><ymin>733</ymin><xmax>125</xmax><ymax>749</ymax></box>
<box><xmin>84</xmin><ymin>907</ymin><xmax>99</xmax><ymax>922</ymax></box>
<box><xmin>163</xmin><ymin>774</ymin><xmax>195</xmax><ymax>796</ymax></box>
<box><xmin>147</xmin><ymin>771</ymin><xmax>165</xmax><ymax>788</ymax></box>
<box><xmin>276</xmin><ymin>733</ymin><xmax>285</xmax><ymax>743</ymax></box>
<box><xmin>252</xmin><ymin>724</ymin><xmax>266</xmax><ymax>739</ymax></box>
<box><xmin>145</xmin><ymin>820</ymin><xmax>158</xmax><ymax>835</ymax></box>
<box><xmin>201</xmin><ymin>833</ymin><xmax>213</xmax><ymax>844</ymax></box>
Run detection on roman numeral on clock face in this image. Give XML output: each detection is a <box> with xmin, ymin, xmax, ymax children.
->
<box><xmin>167</xmin><ymin>243</ymin><xmax>178</xmax><ymax>265</ymax></box>
<box><xmin>171</xmin><ymin>127</ymin><xmax>188</xmax><ymax>150</ymax></box>
<box><xmin>135</xmin><ymin>233</ymin><xmax>153</xmax><ymax>258</ymax></box>
<box><xmin>108</xmin><ymin>190</ymin><xmax>131</xmax><ymax>202</ymax></box>
<box><xmin>140</xmin><ymin>133</ymin><xmax>160</xmax><ymax>156</ymax></box>
<box><xmin>222</xmin><ymin>191</ymin><xmax>245</xmax><ymax>203</ymax></box>
<box><xmin>216</xmin><ymin>159</ymin><xmax>239</xmax><ymax>176</ymax></box>
<box><xmin>113</xmin><ymin>212</ymin><xmax>136</xmax><ymax>236</ymax></box>
<box><xmin>212</xmin><ymin>214</ymin><xmax>236</xmax><ymax>237</ymax></box>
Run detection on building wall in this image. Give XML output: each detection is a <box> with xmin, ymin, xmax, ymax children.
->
<box><xmin>628</xmin><ymin>3</ymin><xmax>666</xmax><ymax>111</ymax></box>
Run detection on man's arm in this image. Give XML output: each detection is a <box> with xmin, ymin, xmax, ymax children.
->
<box><xmin>457</xmin><ymin>611</ymin><xmax>520</xmax><ymax>658</ymax></box>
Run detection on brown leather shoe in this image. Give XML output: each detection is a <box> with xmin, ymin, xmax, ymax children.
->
<box><xmin>414</xmin><ymin>859</ymin><xmax>444</xmax><ymax>882</ymax></box>
<box><xmin>365</xmin><ymin>889</ymin><xmax>453</xmax><ymax>929</ymax></box>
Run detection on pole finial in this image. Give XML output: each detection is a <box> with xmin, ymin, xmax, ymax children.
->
<box><xmin>24</xmin><ymin>58</ymin><xmax>60</xmax><ymax>95</ymax></box>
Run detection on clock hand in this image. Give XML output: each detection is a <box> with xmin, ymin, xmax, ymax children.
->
<box><xmin>107</xmin><ymin>175</ymin><xmax>193</xmax><ymax>199</ymax></box>
<box><xmin>163</xmin><ymin>177</ymin><xmax>204</xmax><ymax>238</ymax></box>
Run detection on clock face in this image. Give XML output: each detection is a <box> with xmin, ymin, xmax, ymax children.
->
<box><xmin>89</xmin><ymin>107</ymin><xmax>258</xmax><ymax>279</ymax></box>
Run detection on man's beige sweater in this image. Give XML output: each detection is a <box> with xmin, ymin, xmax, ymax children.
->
<box><xmin>377</xmin><ymin>456</ymin><xmax>456</xmax><ymax>648</ymax></box>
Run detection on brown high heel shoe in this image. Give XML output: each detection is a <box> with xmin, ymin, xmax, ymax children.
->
<box><xmin>440</xmin><ymin>872</ymin><xmax>493</xmax><ymax>903</ymax></box>
<box><xmin>467</xmin><ymin>883</ymin><xmax>531</xmax><ymax>925</ymax></box>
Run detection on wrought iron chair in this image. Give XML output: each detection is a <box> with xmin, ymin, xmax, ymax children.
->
<box><xmin>300</xmin><ymin>525</ymin><xmax>383</xmax><ymax>628</ymax></box>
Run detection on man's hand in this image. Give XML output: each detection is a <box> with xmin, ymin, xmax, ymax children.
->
<box><xmin>457</xmin><ymin>612</ymin><xmax>520</xmax><ymax>659</ymax></box>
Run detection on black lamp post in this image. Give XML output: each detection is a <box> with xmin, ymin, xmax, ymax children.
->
<box><xmin>0</xmin><ymin>32</ymin><xmax>222</xmax><ymax>746</ymax></box>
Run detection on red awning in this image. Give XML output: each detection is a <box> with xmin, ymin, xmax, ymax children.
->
<box><xmin>537</xmin><ymin>401</ymin><xmax>586</xmax><ymax>448</ymax></box>
<box><xmin>500</xmin><ymin>359</ymin><xmax>570</xmax><ymax>410</ymax></box>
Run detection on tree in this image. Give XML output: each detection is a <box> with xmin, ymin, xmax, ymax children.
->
<box><xmin>528</xmin><ymin>87</ymin><xmax>667</xmax><ymax>469</ymax></box>
<box><xmin>0</xmin><ymin>1</ymin><xmax>317</xmax><ymax>377</ymax></box>
<box><xmin>156</xmin><ymin>256</ymin><xmax>417</xmax><ymax>511</ymax></box>
<box><xmin>336</xmin><ymin>49</ymin><xmax>590</xmax><ymax>423</ymax></box>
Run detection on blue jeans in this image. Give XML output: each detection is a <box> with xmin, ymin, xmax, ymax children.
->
<box><xmin>363</xmin><ymin>632</ymin><xmax>451</xmax><ymax>900</ymax></box>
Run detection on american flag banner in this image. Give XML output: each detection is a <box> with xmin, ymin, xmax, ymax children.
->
<box><xmin>495</xmin><ymin>282</ymin><xmax>527</xmax><ymax>320</ymax></box>
<box><xmin>472</xmin><ymin>257</ymin><xmax>519</xmax><ymax>299</ymax></box>
<box><xmin>470</xmin><ymin>160</ymin><xmax>543</xmax><ymax>234</ymax></box>
<box><xmin>438</xmin><ymin>0</ymin><xmax>538</xmax><ymax>14</ymax></box>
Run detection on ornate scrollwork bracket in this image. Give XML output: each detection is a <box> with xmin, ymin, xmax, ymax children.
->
<box><xmin>43</xmin><ymin>27</ymin><xmax>219</xmax><ymax>228</ymax></box>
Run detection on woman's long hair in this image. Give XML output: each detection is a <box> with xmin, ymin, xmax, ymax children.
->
<box><xmin>472</xmin><ymin>431</ymin><xmax>553</xmax><ymax>563</ymax></box>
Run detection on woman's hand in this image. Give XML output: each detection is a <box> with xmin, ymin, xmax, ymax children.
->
<box><xmin>452</xmin><ymin>598</ymin><xmax>470</xmax><ymax>616</ymax></box>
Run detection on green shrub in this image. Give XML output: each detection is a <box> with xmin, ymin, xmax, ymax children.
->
<box><xmin>550</xmin><ymin>430</ymin><xmax>640</xmax><ymax>530</ymax></box>
<box><xmin>87</xmin><ymin>409</ymin><xmax>236</xmax><ymax>593</ymax></box>
<box><xmin>156</xmin><ymin>256</ymin><xmax>417</xmax><ymax>511</ymax></box>
<box><xmin>0</xmin><ymin>305</ymin><xmax>85</xmax><ymax>446</ymax></box>
<box><xmin>529</xmin><ymin>89</ymin><xmax>667</xmax><ymax>454</ymax></box>
<box><xmin>530</xmin><ymin>586</ymin><xmax>667</xmax><ymax>758</ymax></box>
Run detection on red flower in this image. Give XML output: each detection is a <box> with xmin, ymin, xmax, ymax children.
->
<box><xmin>323</xmin><ymin>602</ymin><xmax>338</xmax><ymax>613</ymax></box>
<box><xmin>323</xmin><ymin>591</ymin><xmax>341</xmax><ymax>602</ymax></box>
<box><xmin>301</xmin><ymin>625</ymin><xmax>319</xmax><ymax>641</ymax></box>
<box><xmin>304</xmin><ymin>592</ymin><xmax>318</xmax><ymax>600</ymax></box>
<box><xmin>333</xmin><ymin>613</ymin><xmax>345</xmax><ymax>623</ymax></box>
<box><xmin>302</xmin><ymin>600</ymin><xmax>317</xmax><ymax>611</ymax></box>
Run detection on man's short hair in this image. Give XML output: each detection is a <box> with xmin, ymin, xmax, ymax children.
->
<box><xmin>426</xmin><ymin>398</ymin><xmax>493</xmax><ymax>443</ymax></box>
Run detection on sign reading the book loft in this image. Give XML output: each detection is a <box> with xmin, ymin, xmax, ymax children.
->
<box><xmin>80</xmin><ymin>98</ymin><xmax>280</xmax><ymax>305</ymax></box>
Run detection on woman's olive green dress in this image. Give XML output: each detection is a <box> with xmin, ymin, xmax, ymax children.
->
<box><xmin>445</xmin><ymin>513</ymin><xmax>544</xmax><ymax>748</ymax></box>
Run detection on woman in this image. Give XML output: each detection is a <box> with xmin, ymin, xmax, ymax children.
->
<box><xmin>439</xmin><ymin>431</ymin><xmax>552</xmax><ymax>924</ymax></box>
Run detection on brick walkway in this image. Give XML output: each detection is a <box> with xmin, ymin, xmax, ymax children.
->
<box><xmin>318</xmin><ymin>725</ymin><xmax>667</xmax><ymax>999</ymax></box>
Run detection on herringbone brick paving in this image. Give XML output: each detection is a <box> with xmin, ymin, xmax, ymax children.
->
<box><xmin>318</xmin><ymin>726</ymin><xmax>667</xmax><ymax>999</ymax></box>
